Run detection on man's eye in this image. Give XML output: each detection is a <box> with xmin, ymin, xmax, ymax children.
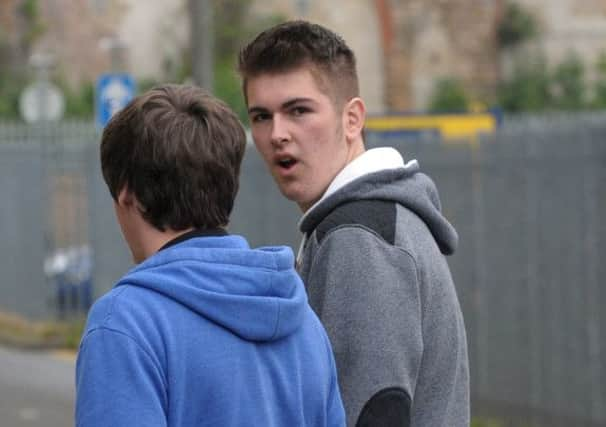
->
<box><xmin>251</xmin><ymin>113</ymin><xmax>270</xmax><ymax>123</ymax></box>
<box><xmin>291</xmin><ymin>107</ymin><xmax>309</xmax><ymax>116</ymax></box>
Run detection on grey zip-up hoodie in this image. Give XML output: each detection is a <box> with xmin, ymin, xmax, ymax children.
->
<box><xmin>297</xmin><ymin>148</ymin><xmax>469</xmax><ymax>427</ymax></box>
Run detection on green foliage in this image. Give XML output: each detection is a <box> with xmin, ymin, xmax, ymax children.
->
<box><xmin>416</xmin><ymin>49</ymin><xmax>604</xmax><ymax>114</ymax></box>
<box><xmin>0</xmin><ymin>73</ymin><xmax>96</xmax><ymax>121</ymax></box>
<box><xmin>0</xmin><ymin>70</ymin><xmax>27</xmax><ymax>119</ymax></box>
<box><xmin>551</xmin><ymin>54</ymin><xmax>585</xmax><ymax>110</ymax></box>
<box><xmin>210</xmin><ymin>0</ymin><xmax>256</xmax><ymax>121</ymax></box>
<box><xmin>471</xmin><ymin>417</ymin><xmax>505</xmax><ymax>427</ymax></box>
<box><xmin>58</xmin><ymin>79</ymin><xmax>94</xmax><ymax>119</ymax></box>
<box><xmin>213</xmin><ymin>0</ymin><xmax>251</xmax><ymax>56</ymax></box>
<box><xmin>208</xmin><ymin>0</ymin><xmax>285</xmax><ymax>122</ymax></box>
<box><xmin>0</xmin><ymin>311</ymin><xmax>84</xmax><ymax>350</ymax></box>
<box><xmin>497</xmin><ymin>58</ymin><xmax>551</xmax><ymax>112</ymax></box>
<box><xmin>592</xmin><ymin>52</ymin><xmax>606</xmax><ymax>108</ymax></box>
<box><xmin>19</xmin><ymin>0</ymin><xmax>46</xmax><ymax>50</ymax></box>
<box><xmin>0</xmin><ymin>0</ymin><xmax>47</xmax><ymax>120</ymax></box>
<box><xmin>137</xmin><ymin>78</ymin><xmax>161</xmax><ymax>94</ymax></box>
<box><xmin>214</xmin><ymin>58</ymin><xmax>247</xmax><ymax>121</ymax></box>
<box><xmin>169</xmin><ymin>1</ymin><xmax>285</xmax><ymax>122</ymax></box>
<box><xmin>212</xmin><ymin>0</ymin><xmax>284</xmax><ymax>62</ymax></box>
<box><xmin>428</xmin><ymin>78</ymin><xmax>470</xmax><ymax>113</ymax></box>
<box><xmin>61</xmin><ymin>318</ymin><xmax>86</xmax><ymax>350</ymax></box>
<box><xmin>496</xmin><ymin>52</ymin><xmax>605</xmax><ymax>112</ymax></box>
<box><xmin>140</xmin><ymin>1</ymin><xmax>285</xmax><ymax>123</ymax></box>
<box><xmin>497</xmin><ymin>1</ymin><xmax>538</xmax><ymax>48</ymax></box>
<box><xmin>0</xmin><ymin>1</ymin><xmax>38</xmax><ymax>119</ymax></box>
<box><xmin>0</xmin><ymin>28</ymin><xmax>9</xmax><ymax>61</ymax></box>
<box><xmin>20</xmin><ymin>0</ymin><xmax>39</xmax><ymax>20</ymax></box>
<box><xmin>0</xmin><ymin>1</ymin><xmax>285</xmax><ymax>121</ymax></box>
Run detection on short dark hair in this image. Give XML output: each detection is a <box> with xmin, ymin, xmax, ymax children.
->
<box><xmin>238</xmin><ymin>20</ymin><xmax>359</xmax><ymax>108</ymax></box>
<box><xmin>100</xmin><ymin>84</ymin><xmax>246</xmax><ymax>231</ymax></box>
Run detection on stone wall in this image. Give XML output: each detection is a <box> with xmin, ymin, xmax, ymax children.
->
<box><xmin>0</xmin><ymin>0</ymin><xmax>36</xmax><ymax>70</ymax></box>
<box><xmin>0</xmin><ymin>1</ymin><xmax>19</xmax><ymax>66</ymax></box>
<box><xmin>512</xmin><ymin>0</ymin><xmax>606</xmax><ymax>81</ymax></box>
<box><xmin>11</xmin><ymin>0</ymin><xmax>606</xmax><ymax>108</ymax></box>
<box><xmin>384</xmin><ymin>0</ymin><xmax>501</xmax><ymax>111</ymax></box>
<box><xmin>117</xmin><ymin>0</ymin><xmax>189</xmax><ymax>81</ymax></box>
<box><xmin>33</xmin><ymin>0</ymin><xmax>124</xmax><ymax>86</ymax></box>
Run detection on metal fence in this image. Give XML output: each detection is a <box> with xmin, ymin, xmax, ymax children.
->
<box><xmin>0</xmin><ymin>113</ymin><xmax>605</xmax><ymax>426</ymax></box>
<box><xmin>0</xmin><ymin>123</ymin><xmax>97</xmax><ymax>319</ymax></box>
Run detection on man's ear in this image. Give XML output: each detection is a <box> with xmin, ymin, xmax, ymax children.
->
<box><xmin>116</xmin><ymin>187</ymin><xmax>135</xmax><ymax>208</ymax></box>
<box><xmin>343</xmin><ymin>97</ymin><xmax>366</xmax><ymax>142</ymax></box>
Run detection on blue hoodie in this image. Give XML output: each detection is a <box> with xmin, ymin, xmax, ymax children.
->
<box><xmin>75</xmin><ymin>234</ymin><xmax>345</xmax><ymax>427</ymax></box>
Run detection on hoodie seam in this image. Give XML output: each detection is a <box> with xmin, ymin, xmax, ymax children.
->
<box><xmin>310</xmin><ymin>224</ymin><xmax>424</xmax><ymax>331</ymax></box>
<box><xmin>81</xmin><ymin>325</ymin><xmax>168</xmax><ymax>392</ymax></box>
<box><xmin>102</xmin><ymin>285</ymin><xmax>130</xmax><ymax>325</ymax></box>
<box><xmin>321</xmin><ymin>223</ymin><xmax>418</xmax><ymax>262</ymax></box>
<box><xmin>320</xmin><ymin>223</ymin><xmax>422</xmax><ymax>274</ymax></box>
<box><xmin>267</xmin><ymin>272</ymin><xmax>282</xmax><ymax>341</ymax></box>
<box><xmin>85</xmin><ymin>286</ymin><xmax>169</xmax><ymax>393</ymax></box>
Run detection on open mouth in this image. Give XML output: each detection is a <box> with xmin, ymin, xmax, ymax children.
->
<box><xmin>277</xmin><ymin>157</ymin><xmax>297</xmax><ymax>170</ymax></box>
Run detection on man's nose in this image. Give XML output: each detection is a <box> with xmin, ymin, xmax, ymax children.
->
<box><xmin>270</xmin><ymin>115</ymin><xmax>290</xmax><ymax>147</ymax></box>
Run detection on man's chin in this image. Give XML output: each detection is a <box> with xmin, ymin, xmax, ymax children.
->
<box><xmin>278</xmin><ymin>187</ymin><xmax>305</xmax><ymax>207</ymax></box>
<box><xmin>278</xmin><ymin>189</ymin><xmax>316</xmax><ymax>212</ymax></box>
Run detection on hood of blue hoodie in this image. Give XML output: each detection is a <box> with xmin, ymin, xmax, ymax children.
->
<box><xmin>115</xmin><ymin>235</ymin><xmax>307</xmax><ymax>342</ymax></box>
<box><xmin>300</xmin><ymin>161</ymin><xmax>458</xmax><ymax>255</ymax></box>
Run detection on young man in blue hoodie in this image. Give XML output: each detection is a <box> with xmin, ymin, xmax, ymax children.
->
<box><xmin>75</xmin><ymin>84</ymin><xmax>345</xmax><ymax>427</ymax></box>
<box><xmin>239</xmin><ymin>21</ymin><xmax>470</xmax><ymax>426</ymax></box>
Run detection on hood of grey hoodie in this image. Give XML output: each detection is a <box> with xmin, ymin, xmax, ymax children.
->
<box><xmin>299</xmin><ymin>163</ymin><xmax>458</xmax><ymax>255</ymax></box>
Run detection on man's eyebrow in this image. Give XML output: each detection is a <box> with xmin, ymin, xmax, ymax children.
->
<box><xmin>282</xmin><ymin>97</ymin><xmax>314</xmax><ymax>108</ymax></box>
<box><xmin>248</xmin><ymin>106</ymin><xmax>269</xmax><ymax>115</ymax></box>
<box><xmin>248</xmin><ymin>97</ymin><xmax>316</xmax><ymax>114</ymax></box>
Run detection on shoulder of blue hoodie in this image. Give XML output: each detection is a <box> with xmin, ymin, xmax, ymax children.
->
<box><xmin>75</xmin><ymin>235</ymin><xmax>345</xmax><ymax>427</ymax></box>
<box><xmin>298</xmin><ymin>161</ymin><xmax>469</xmax><ymax>427</ymax></box>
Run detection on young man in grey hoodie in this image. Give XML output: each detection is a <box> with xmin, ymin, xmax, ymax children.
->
<box><xmin>239</xmin><ymin>21</ymin><xmax>470</xmax><ymax>426</ymax></box>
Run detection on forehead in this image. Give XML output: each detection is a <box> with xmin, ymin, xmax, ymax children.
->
<box><xmin>246</xmin><ymin>67</ymin><xmax>333</xmax><ymax>108</ymax></box>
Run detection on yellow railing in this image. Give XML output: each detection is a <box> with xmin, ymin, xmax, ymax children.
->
<box><xmin>365</xmin><ymin>111</ymin><xmax>500</xmax><ymax>141</ymax></box>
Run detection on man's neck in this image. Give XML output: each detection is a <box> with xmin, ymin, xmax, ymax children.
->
<box><xmin>158</xmin><ymin>228</ymin><xmax>228</xmax><ymax>252</ymax></box>
<box><xmin>133</xmin><ymin>226</ymin><xmax>196</xmax><ymax>263</ymax></box>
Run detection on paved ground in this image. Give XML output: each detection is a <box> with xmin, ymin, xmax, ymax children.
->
<box><xmin>0</xmin><ymin>346</ymin><xmax>74</xmax><ymax>427</ymax></box>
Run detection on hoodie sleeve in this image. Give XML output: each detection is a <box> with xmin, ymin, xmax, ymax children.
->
<box><xmin>76</xmin><ymin>327</ymin><xmax>167</xmax><ymax>427</ymax></box>
<box><xmin>306</xmin><ymin>225</ymin><xmax>423</xmax><ymax>427</ymax></box>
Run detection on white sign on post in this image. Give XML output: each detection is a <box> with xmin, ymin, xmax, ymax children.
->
<box><xmin>19</xmin><ymin>81</ymin><xmax>65</xmax><ymax>123</ymax></box>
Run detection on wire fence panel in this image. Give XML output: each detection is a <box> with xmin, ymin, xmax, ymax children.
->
<box><xmin>0</xmin><ymin>125</ymin><xmax>97</xmax><ymax>319</ymax></box>
<box><xmin>0</xmin><ymin>113</ymin><xmax>604</xmax><ymax>425</ymax></box>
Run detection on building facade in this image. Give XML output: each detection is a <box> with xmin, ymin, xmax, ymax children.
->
<box><xmin>4</xmin><ymin>0</ymin><xmax>606</xmax><ymax>111</ymax></box>
<box><xmin>513</xmin><ymin>0</ymin><xmax>606</xmax><ymax>79</ymax></box>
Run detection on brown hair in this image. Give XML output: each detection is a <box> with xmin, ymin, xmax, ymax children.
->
<box><xmin>100</xmin><ymin>84</ymin><xmax>246</xmax><ymax>231</ymax></box>
<box><xmin>238</xmin><ymin>20</ymin><xmax>359</xmax><ymax>109</ymax></box>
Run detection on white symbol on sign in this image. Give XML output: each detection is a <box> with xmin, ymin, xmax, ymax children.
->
<box><xmin>101</xmin><ymin>79</ymin><xmax>131</xmax><ymax>118</ymax></box>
